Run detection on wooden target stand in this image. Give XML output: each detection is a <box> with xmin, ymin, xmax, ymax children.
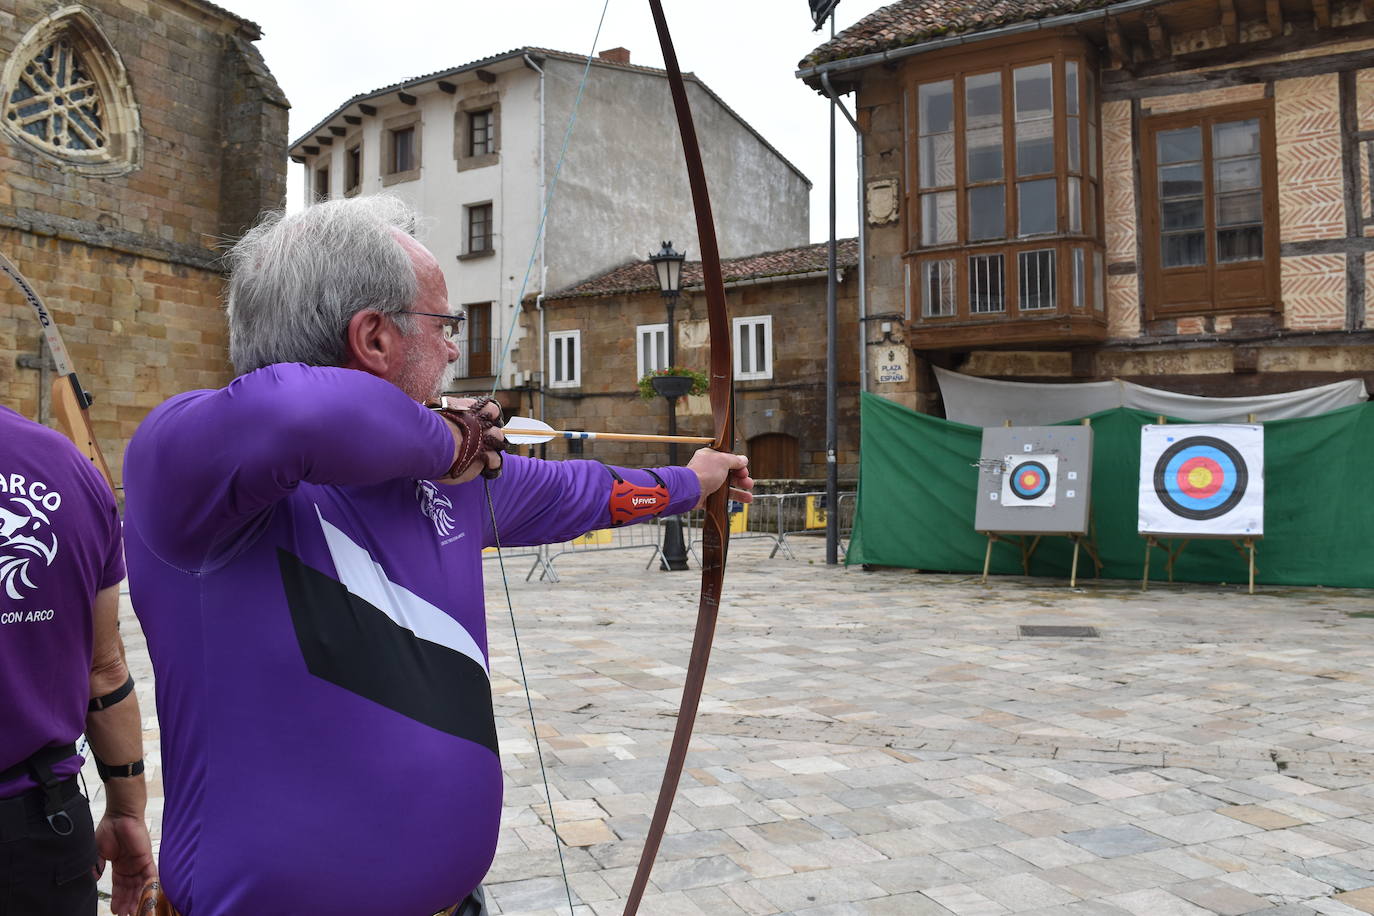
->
<box><xmin>1139</xmin><ymin>415</ymin><xmax>1261</xmax><ymax>595</ymax></box>
<box><xmin>1141</xmin><ymin>534</ymin><xmax>1259</xmax><ymax>594</ymax></box>
<box><xmin>980</xmin><ymin>529</ymin><xmax>1103</xmax><ymax>588</ymax></box>
<box><xmin>979</xmin><ymin>419</ymin><xmax>1101</xmax><ymax>588</ymax></box>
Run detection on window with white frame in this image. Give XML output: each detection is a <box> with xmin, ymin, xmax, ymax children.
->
<box><xmin>549</xmin><ymin>330</ymin><xmax>580</xmax><ymax>388</ymax></box>
<box><xmin>637</xmin><ymin>323</ymin><xmax>668</xmax><ymax>378</ymax></box>
<box><xmin>733</xmin><ymin>316</ymin><xmax>773</xmax><ymax>380</ymax></box>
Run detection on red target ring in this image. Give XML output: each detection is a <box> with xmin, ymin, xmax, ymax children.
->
<box><xmin>1175</xmin><ymin>455</ymin><xmax>1224</xmax><ymax>500</ymax></box>
<box><xmin>1008</xmin><ymin>460</ymin><xmax>1051</xmax><ymax>500</ymax></box>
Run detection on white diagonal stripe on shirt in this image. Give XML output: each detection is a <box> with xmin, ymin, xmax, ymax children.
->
<box><xmin>315</xmin><ymin>506</ymin><xmax>488</xmax><ymax>674</ymax></box>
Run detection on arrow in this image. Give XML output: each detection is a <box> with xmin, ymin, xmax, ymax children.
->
<box><xmin>501</xmin><ymin>415</ymin><xmax>714</xmax><ymax>447</ymax></box>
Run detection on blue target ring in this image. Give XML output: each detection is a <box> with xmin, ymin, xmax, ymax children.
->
<box><xmin>1008</xmin><ymin>460</ymin><xmax>1051</xmax><ymax>500</ymax></box>
<box><xmin>1153</xmin><ymin>436</ymin><xmax>1247</xmax><ymax>520</ymax></box>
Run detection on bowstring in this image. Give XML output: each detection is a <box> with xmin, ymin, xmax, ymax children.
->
<box><xmin>482</xmin><ymin>6</ymin><xmax>612</xmax><ymax>914</ymax></box>
<box><xmin>485</xmin><ymin>480</ymin><xmax>576</xmax><ymax>916</ymax></box>
<box><xmin>488</xmin><ymin>0</ymin><xmax>612</xmax><ymax>394</ymax></box>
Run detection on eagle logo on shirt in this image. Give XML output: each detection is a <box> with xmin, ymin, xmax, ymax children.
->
<box><xmin>415</xmin><ymin>480</ymin><xmax>456</xmax><ymax>538</ymax></box>
<box><xmin>0</xmin><ymin>495</ymin><xmax>59</xmax><ymax>600</ymax></box>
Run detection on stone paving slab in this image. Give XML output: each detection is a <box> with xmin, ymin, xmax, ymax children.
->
<box><xmin>94</xmin><ymin>536</ymin><xmax>1374</xmax><ymax>914</ymax></box>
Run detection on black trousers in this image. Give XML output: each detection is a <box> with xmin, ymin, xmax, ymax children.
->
<box><xmin>0</xmin><ymin>779</ymin><xmax>97</xmax><ymax>916</ymax></box>
<box><xmin>454</xmin><ymin>886</ymin><xmax>487</xmax><ymax>915</ymax></box>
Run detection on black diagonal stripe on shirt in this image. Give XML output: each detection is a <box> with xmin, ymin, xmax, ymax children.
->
<box><xmin>277</xmin><ymin>548</ymin><xmax>498</xmax><ymax>754</ymax></box>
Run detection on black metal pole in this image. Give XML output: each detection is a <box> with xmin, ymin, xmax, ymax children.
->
<box><xmin>661</xmin><ymin>292</ymin><xmax>689</xmax><ymax>570</ymax></box>
<box><xmin>825</xmin><ymin>14</ymin><xmax>839</xmax><ymax>566</ymax></box>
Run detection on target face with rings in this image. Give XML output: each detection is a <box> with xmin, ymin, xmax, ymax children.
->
<box><xmin>1139</xmin><ymin>425</ymin><xmax>1263</xmax><ymax>535</ymax></box>
<box><xmin>1154</xmin><ymin>436</ymin><xmax>1246</xmax><ymax>519</ymax></box>
<box><xmin>1010</xmin><ymin>461</ymin><xmax>1051</xmax><ymax>500</ymax></box>
<box><xmin>1000</xmin><ymin>454</ymin><xmax>1058</xmax><ymax>508</ymax></box>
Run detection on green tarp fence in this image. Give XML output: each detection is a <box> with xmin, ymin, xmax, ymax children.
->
<box><xmin>846</xmin><ymin>391</ymin><xmax>1374</xmax><ymax>588</ymax></box>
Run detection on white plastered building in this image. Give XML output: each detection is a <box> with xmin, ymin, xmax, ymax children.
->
<box><xmin>289</xmin><ymin>47</ymin><xmax>810</xmax><ymax>391</ymax></box>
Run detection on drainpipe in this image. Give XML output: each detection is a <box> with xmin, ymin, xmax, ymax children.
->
<box><xmin>820</xmin><ymin>72</ymin><xmax>867</xmax><ymax>395</ymax></box>
<box><xmin>524</xmin><ymin>53</ymin><xmax>547</xmax><ymax>429</ymax></box>
<box><xmin>523</xmin><ymin>53</ymin><xmax>547</xmax><ymax>305</ymax></box>
<box><xmin>535</xmin><ymin>293</ymin><xmax>546</xmax><ymax>425</ymax></box>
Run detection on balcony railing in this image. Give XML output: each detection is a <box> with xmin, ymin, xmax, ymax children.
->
<box><xmin>454</xmin><ymin>337</ymin><xmax>500</xmax><ymax>378</ymax></box>
<box><xmin>907</xmin><ymin>240</ymin><xmax>1108</xmax><ymax>350</ymax></box>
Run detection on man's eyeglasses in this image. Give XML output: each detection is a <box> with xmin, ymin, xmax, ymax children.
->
<box><xmin>399</xmin><ymin>310</ymin><xmax>466</xmax><ymax>340</ymax></box>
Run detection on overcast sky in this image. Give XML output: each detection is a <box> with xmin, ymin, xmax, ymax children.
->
<box><xmin>220</xmin><ymin>0</ymin><xmax>872</xmax><ymax>244</ymax></box>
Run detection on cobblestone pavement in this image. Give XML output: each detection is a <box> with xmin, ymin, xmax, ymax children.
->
<box><xmin>99</xmin><ymin>536</ymin><xmax>1374</xmax><ymax>915</ymax></box>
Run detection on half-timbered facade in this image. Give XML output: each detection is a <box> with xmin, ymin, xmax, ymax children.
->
<box><xmin>800</xmin><ymin>0</ymin><xmax>1374</xmax><ymax>411</ymax></box>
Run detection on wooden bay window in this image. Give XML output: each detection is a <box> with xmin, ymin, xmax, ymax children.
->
<box><xmin>907</xmin><ymin>38</ymin><xmax>1105</xmax><ymax>345</ymax></box>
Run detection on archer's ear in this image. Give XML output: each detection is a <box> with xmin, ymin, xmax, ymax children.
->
<box><xmin>343</xmin><ymin>309</ymin><xmax>401</xmax><ymax>376</ymax></box>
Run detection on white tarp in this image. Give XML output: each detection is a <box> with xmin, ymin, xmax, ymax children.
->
<box><xmin>934</xmin><ymin>366</ymin><xmax>1367</xmax><ymax>427</ymax></box>
<box><xmin>1138</xmin><ymin>424</ymin><xmax>1264</xmax><ymax>536</ymax></box>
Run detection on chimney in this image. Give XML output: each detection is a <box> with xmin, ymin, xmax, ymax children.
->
<box><xmin>598</xmin><ymin>47</ymin><xmax>631</xmax><ymax>64</ymax></box>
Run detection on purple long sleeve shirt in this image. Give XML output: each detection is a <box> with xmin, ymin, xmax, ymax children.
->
<box><xmin>122</xmin><ymin>364</ymin><xmax>699</xmax><ymax>916</ymax></box>
<box><xmin>0</xmin><ymin>407</ymin><xmax>124</xmax><ymax>797</ymax></box>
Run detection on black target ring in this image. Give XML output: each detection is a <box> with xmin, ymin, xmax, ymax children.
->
<box><xmin>1152</xmin><ymin>435</ymin><xmax>1248</xmax><ymax>521</ymax></box>
<box><xmin>1008</xmin><ymin>460</ymin><xmax>1051</xmax><ymax>501</ymax></box>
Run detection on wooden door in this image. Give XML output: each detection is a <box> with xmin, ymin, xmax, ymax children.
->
<box><xmin>467</xmin><ymin>302</ymin><xmax>491</xmax><ymax>377</ymax></box>
<box><xmin>748</xmin><ymin>433</ymin><xmax>800</xmax><ymax>479</ymax></box>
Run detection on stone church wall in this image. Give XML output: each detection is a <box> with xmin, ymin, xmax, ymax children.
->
<box><xmin>0</xmin><ymin>0</ymin><xmax>287</xmax><ymax>487</ymax></box>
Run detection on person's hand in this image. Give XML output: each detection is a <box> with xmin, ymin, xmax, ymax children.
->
<box><xmin>432</xmin><ymin>396</ymin><xmax>507</xmax><ymax>483</ymax></box>
<box><xmin>686</xmin><ymin>448</ymin><xmax>753</xmax><ymax>510</ymax></box>
<box><xmin>94</xmin><ymin>813</ymin><xmax>156</xmax><ymax>916</ymax></box>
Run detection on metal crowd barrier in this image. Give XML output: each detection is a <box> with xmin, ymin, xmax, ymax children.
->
<box><xmin>484</xmin><ymin>491</ymin><xmax>855</xmax><ymax>583</ymax></box>
<box><xmin>686</xmin><ymin>490</ymin><xmax>855</xmax><ymax>562</ymax></box>
<box><xmin>483</xmin><ymin>518</ymin><xmax>668</xmax><ymax>584</ymax></box>
<box><xmin>481</xmin><ymin>541</ymin><xmax>558</xmax><ymax>582</ymax></box>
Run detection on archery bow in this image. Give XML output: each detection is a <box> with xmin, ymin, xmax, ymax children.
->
<box><xmin>0</xmin><ymin>251</ymin><xmax>115</xmax><ymax>493</ymax></box>
<box><xmin>620</xmin><ymin>3</ymin><xmax>736</xmax><ymax>912</ymax></box>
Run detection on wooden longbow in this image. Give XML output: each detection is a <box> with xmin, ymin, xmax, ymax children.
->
<box><xmin>620</xmin><ymin>3</ymin><xmax>736</xmax><ymax>912</ymax></box>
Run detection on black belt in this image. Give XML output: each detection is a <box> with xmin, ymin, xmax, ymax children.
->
<box><xmin>0</xmin><ymin>773</ymin><xmax>81</xmax><ymax>840</ymax></box>
<box><xmin>0</xmin><ymin>743</ymin><xmax>79</xmax><ymax>835</ymax></box>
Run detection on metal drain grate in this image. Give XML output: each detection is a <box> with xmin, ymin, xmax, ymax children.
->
<box><xmin>1019</xmin><ymin>625</ymin><xmax>1100</xmax><ymax>638</ymax></box>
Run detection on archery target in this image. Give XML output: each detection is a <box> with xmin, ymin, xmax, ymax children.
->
<box><xmin>976</xmin><ymin>427</ymin><xmax>1091</xmax><ymax>535</ymax></box>
<box><xmin>1001</xmin><ymin>454</ymin><xmax>1058</xmax><ymax>508</ymax></box>
<box><xmin>1139</xmin><ymin>425</ymin><xmax>1263</xmax><ymax>535</ymax></box>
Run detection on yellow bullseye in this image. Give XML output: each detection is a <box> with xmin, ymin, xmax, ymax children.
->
<box><xmin>1187</xmin><ymin>466</ymin><xmax>1213</xmax><ymax>489</ymax></box>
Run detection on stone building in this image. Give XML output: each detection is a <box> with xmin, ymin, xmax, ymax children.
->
<box><xmin>0</xmin><ymin>0</ymin><xmax>287</xmax><ymax>485</ymax></box>
<box><xmin>798</xmin><ymin>0</ymin><xmax>1374</xmax><ymax>414</ymax></box>
<box><xmin>289</xmin><ymin>47</ymin><xmax>811</xmax><ymax>395</ymax></box>
<box><xmin>531</xmin><ymin>239</ymin><xmax>859</xmax><ymax>481</ymax></box>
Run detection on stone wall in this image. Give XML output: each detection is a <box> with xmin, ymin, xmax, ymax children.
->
<box><xmin>0</xmin><ymin>0</ymin><xmax>288</xmax><ymax>486</ymax></box>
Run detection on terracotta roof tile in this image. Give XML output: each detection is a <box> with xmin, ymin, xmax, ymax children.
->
<box><xmin>545</xmin><ymin>238</ymin><xmax>858</xmax><ymax>301</ymax></box>
<box><xmin>801</xmin><ymin>0</ymin><xmax>1126</xmax><ymax>68</ymax></box>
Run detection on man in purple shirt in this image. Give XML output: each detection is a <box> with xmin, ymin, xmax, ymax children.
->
<box><xmin>122</xmin><ymin>196</ymin><xmax>751</xmax><ymax>915</ymax></box>
<box><xmin>0</xmin><ymin>408</ymin><xmax>157</xmax><ymax>916</ymax></box>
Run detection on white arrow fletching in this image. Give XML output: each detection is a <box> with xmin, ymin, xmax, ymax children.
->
<box><xmin>503</xmin><ymin>415</ymin><xmax>559</xmax><ymax>445</ymax></box>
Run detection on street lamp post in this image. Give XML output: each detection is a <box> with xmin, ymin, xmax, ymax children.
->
<box><xmin>649</xmin><ymin>241</ymin><xmax>690</xmax><ymax>571</ymax></box>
